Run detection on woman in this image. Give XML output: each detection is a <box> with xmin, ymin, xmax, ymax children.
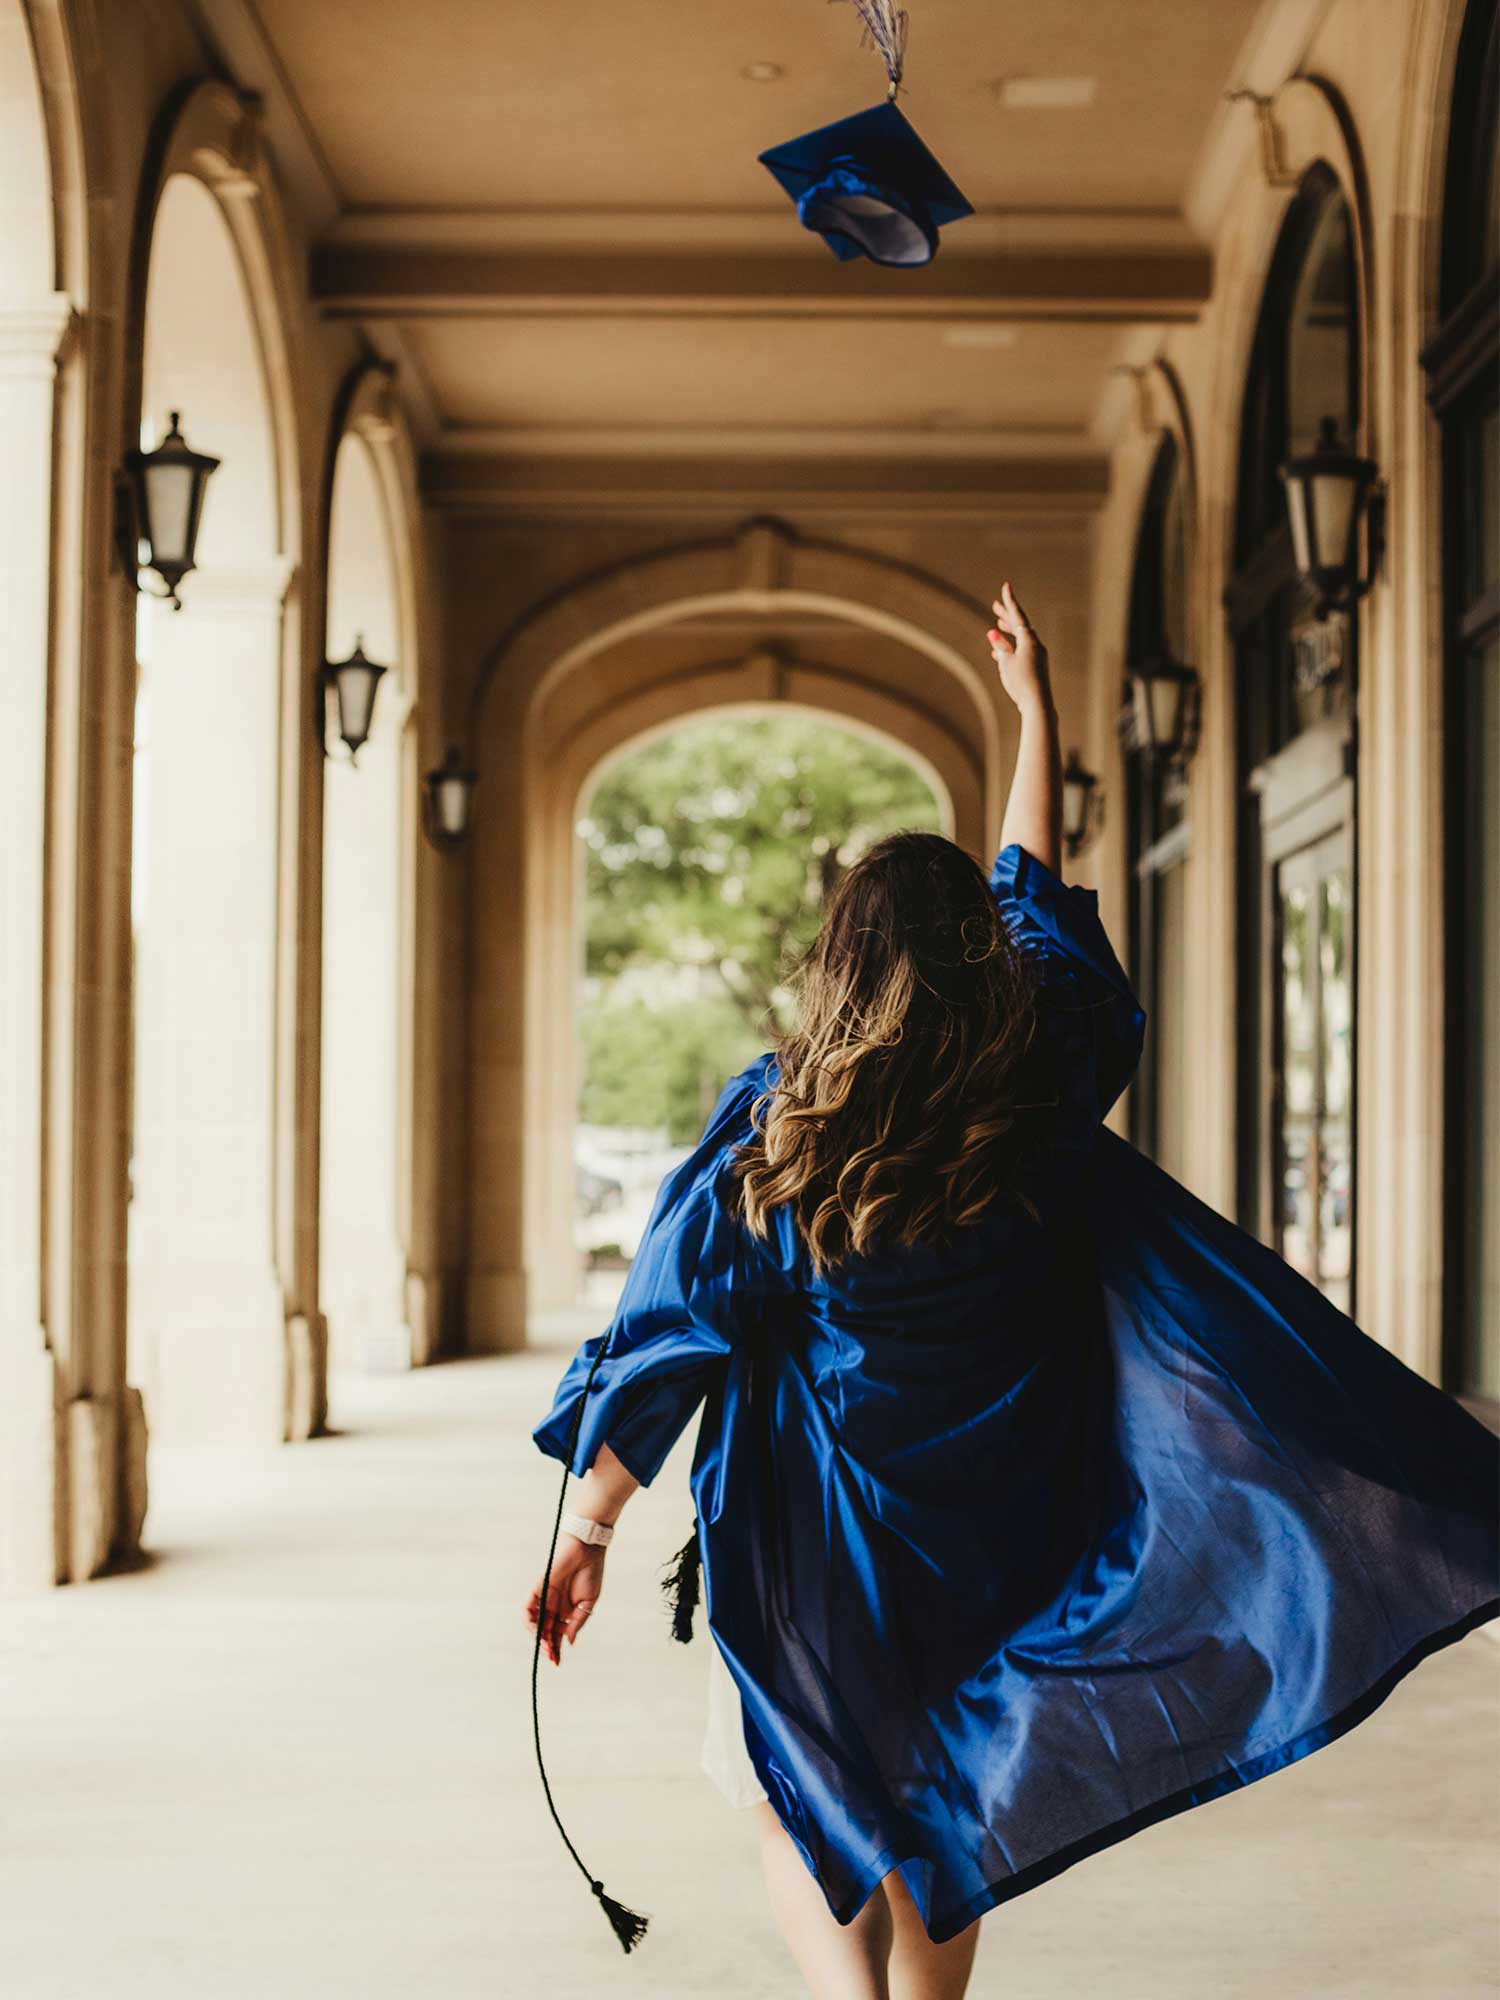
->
<box><xmin>526</xmin><ymin>583</ymin><xmax>1499</xmax><ymax>1997</ymax></box>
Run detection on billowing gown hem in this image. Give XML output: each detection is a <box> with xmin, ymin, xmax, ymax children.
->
<box><xmin>832</xmin><ymin>1593</ymin><xmax>1499</xmax><ymax>1945</ymax></box>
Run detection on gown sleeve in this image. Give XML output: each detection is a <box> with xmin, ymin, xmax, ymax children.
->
<box><xmin>989</xmin><ymin>840</ymin><xmax>1148</xmax><ymax>1130</ymax></box>
<box><xmin>530</xmin><ymin>1062</ymin><xmax>775</xmax><ymax>1489</ymax></box>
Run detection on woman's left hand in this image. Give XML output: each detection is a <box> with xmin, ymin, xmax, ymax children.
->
<box><xmin>526</xmin><ymin>1536</ymin><xmax>606</xmax><ymax>1665</ymax></box>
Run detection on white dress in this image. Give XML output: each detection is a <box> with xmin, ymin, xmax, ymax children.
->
<box><xmin>701</xmin><ymin>1626</ymin><xmax>768</xmax><ymax>1808</ymax></box>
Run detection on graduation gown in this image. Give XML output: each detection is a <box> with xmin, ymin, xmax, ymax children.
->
<box><xmin>533</xmin><ymin>841</ymin><xmax>1500</xmax><ymax>1946</ymax></box>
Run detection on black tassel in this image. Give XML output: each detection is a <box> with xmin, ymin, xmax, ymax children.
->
<box><xmin>531</xmin><ymin>1331</ymin><xmax>651</xmax><ymax>1954</ymax></box>
<box><xmin>659</xmin><ymin>1523</ymin><xmax>702</xmax><ymax>1643</ymax></box>
<box><xmin>593</xmin><ymin>1880</ymin><xmax>650</xmax><ymax>1952</ymax></box>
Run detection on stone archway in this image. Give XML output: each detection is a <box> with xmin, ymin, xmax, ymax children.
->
<box><xmin>113</xmin><ymin>78</ymin><xmax>306</xmax><ymax>1570</ymax></box>
<box><xmin>319</xmin><ymin>369</ymin><xmax>421</xmax><ymax>1383</ymax></box>
<box><xmin>315</xmin><ymin>361</ymin><xmax>454</xmax><ymax>1372</ymax></box>
<box><xmin>466</xmin><ymin>519</ymin><xmax>1011</xmax><ymax>1348</ymax></box>
<box><xmin>0</xmin><ymin>0</ymin><xmax>91</xmax><ymax>1589</ymax></box>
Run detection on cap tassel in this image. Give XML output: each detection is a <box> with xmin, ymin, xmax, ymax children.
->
<box><xmin>660</xmin><ymin>1522</ymin><xmax>702</xmax><ymax>1643</ymax></box>
<box><xmin>531</xmin><ymin>1330</ymin><xmax>651</xmax><ymax>1954</ymax></box>
<box><xmin>830</xmin><ymin>0</ymin><xmax>909</xmax><ymax>99</ymax></box>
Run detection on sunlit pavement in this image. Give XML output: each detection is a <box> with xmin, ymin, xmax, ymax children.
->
<box><xmin>3</xmin><ymin>1329</ymin><xmax>1496</xmax><ymax>2000</ymax></box>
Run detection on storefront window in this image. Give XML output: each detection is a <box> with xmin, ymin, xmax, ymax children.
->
<box><xmin>1226</xmin><ymin>165</ymin><xmax>1360</xmax><ymax>1312</ymax></box>
<box><xmin>1124</xmin><ymin>434</ymin><xmax>1192</xmax><ymax>1178</ymax></box>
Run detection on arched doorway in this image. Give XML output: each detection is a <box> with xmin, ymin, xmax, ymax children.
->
<box><xmin>1422</xmin><ymin>0</ymin><xmax>1499</xmax><ymax>1417</ymax></box>
<box><xmin>0</xmin><ymin>0</ymin><xmax>87</xmax><ymax>1587</ymax></box>
<box><xmin>466</xmin><ymin>521</ymin><xmax>1002</xmax><ymax>1347</ymax></box>
<box><xmin>1122</xmin><ymin>431</ymin><xmax>1194</xmax><ymax>1180</ymax></box>
<box><xmin>571</xmin><ymin>703</ymin><xmax>947</xmax><ymax>1313</ymax></box>
<box><xmin>319</xmin><ymin>418</ymin><xmax>414</xmax><ymax>1380</ymax></box>
<box><xmin>126</xmin><ymin>169</ymin><xmax>289</xmax><ymax>1452</ymax></box>
<box><xmin>1225</xmin><ymin>164</ymin><xmax>1362</xmax><ymax>1315</ymax></box>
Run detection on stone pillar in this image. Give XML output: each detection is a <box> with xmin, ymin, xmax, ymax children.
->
<box><xmin>127</xmin><ymin>559</ymin><xmax>292</xmax><ymax>1449</ymax></box>
<box><xmin>321</xmin><ymin>681</ymin><xmax>414</xmax><ymax>1376</ymax></box>
<box><xmin>0</xmin><ymin>294</ymin><xmax>74</xmax><ymax>1591</ymax></box>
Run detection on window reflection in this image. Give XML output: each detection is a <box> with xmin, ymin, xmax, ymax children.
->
<box><xmin>1274</xmin><ymin>852</ymin><xmax>1353</xmax><ymax>1313</ymax></box>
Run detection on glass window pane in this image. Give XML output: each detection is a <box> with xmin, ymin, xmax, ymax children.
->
<box><xmin>1287</xmin><ymin>196</ymin><xmax>1356</xmax><ymax>455</ymax></box>
<box><xmin>1317</xmin><ymin>868</ymin><xmax>1354</xmax><ymax>1316</ymax></box>
<box><xmin>1155</xmin><ymin>859</ymin><xmax>1189</xmax><ymax>1182</ymax></box>
<box><xmin>1463</xmin><ymin>398</ymin><xmax>1499</xmax><ymax>601</ymax></box>
<box><xmin>1278</xmin><ymin>877</ymin><xmax>1318</xmax><ymax>1285</ymax></box>
<box><xmin>1458</xmin><ymin>636</ymin><xmax>1500</xmax><ymax>1399</ymax></box>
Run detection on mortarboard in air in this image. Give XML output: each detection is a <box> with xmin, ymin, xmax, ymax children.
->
<box><xmin>758</xmin><ymin>98</ymin><xmax>974</xmax><ymax>267</ymax></box>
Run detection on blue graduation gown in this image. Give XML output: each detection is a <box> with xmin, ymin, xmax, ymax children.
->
<box><xmin>533</xmin><ymin>841</ymin><xmax>1500</xmax><ymax>1945</ymax></box>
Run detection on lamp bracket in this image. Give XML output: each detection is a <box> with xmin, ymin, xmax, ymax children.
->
<box><xmin>1223</xmin><ymin>89</ymin><xmax>1299</xmax><ymax>189</ymax></box>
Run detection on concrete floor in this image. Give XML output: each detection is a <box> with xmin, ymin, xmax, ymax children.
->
<box><xmin>3</xmin><ymin>1332</ymin><xmax>1498</xmax><ymax>2000</ymax></box>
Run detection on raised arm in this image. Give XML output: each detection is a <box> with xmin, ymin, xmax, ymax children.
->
<box><xmin>990</xmin><ymin>579</ymin><xmax>1062</xmax><ymax>879</ymax></box>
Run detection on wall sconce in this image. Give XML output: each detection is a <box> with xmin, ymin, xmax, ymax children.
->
<box><xmin>422</xmin><ymin>746</ymin><xmax>478</xmax><ymax>850</ymax></box>
<box><xmin>1118</xmin><ymin>655</ymin><xmax>1202</xmax><ymax>768</ymax></box>
<box><xmin>1061</xmin><ymin>748</ymin><xmax>1104</xmax><ymax>859</ymax></box>
<box><xmin>115</xmin><ymin>412</ymin><xmax>220</xmax><ymax>611</ymax></box>
<box><xmin>323</xmin><ymin>636</ymin><xmax>389</xmax><ymax>763</ymax></box>
<box><xmin>1278</xmin><ymin>415</ymin><xmax>1385</xmax><ymax>617</ymax></box>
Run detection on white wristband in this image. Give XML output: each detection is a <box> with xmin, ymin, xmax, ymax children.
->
<box><xmin>561</xmin><ymin>1511</ymin><xmax>614</xmax><ymax>1547</ymax></box>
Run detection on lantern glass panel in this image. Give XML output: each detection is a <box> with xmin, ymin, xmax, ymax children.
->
<box><xmin>142</xmin><ymin>459</ymin><xmax>197</xmax><ymax>571</ymax></box>
<box><xmin>334</xmin><ymin>660</ymin><xmax>382</xmax><ymax>751</ymax></box>
<box><xmin>435</xmin><ymin>775</ymin><xmax>472</xmax><ymax>839</ymax></box>
<box><xmin>1062</xmin><ymin>775</ymin><xmax>1088</xmax><ymax>843</ymax></box>
<box><xmin>1307</xmin><ymin>471</ymin><xmax>1359</xmax><ymax>574</ymax></box>
<box><xmin>1284</xmin><ymin>476</ymin><xmax>1314</xmax><ymax>576</ymax></box>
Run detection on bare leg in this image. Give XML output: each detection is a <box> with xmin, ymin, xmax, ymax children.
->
<box><xmin>882</xmin><ymin>1866</ymin><xmax>980</xmax><ymax>2000</ymax></box>
<box><xmin>753</xmin><ymin>1800</ymin><xmax>894</xmax><ymax>1999</ymax></box>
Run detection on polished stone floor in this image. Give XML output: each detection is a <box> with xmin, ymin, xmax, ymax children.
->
<box><xmin>3</xmin><ymin>1330</ymin><xmax>1497</xmax><ymax>1999</ymax></box>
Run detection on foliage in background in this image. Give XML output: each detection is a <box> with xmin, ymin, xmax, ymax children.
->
<box><xmin>578</xmin><ymin>712</ymin><xmax>942</xmax><ymax>1142</ymax></box>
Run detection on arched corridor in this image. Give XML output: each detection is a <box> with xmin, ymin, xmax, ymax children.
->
<box><xmin>128</xmin><ymin>169</ymin><xmax>289</xmax><ymax>1452</ymax></box>
<box><xmin>1</xmin><ymin>0</ymin><xmax>1496</xmax><ymax>1988</ymax></box>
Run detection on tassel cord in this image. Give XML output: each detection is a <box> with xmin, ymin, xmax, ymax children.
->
<box><xmin>530</xmin><ymin>1331</ymin><xmax>650</xmax><ymax>1952</ymax></box>
<box><xmin>830</xmin><ymin>0</ymin><xmax>910</xmax><ymax>95</ymax></box>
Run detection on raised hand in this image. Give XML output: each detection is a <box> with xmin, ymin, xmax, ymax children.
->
<box><xmin>987</xmin><ymin>579</ymin><xmax>1054</xmax><ymax>717</ymax></box>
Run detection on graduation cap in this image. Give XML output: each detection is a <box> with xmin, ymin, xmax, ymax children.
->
<box><xmin>758</xmin><ymin>98</ymin><xmax>974</xmax><ymax>267</ymax></box>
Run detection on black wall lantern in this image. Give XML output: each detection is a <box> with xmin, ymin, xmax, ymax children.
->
<box><xmin>116</xmin><ymin>411</ymin><xmax>220</xmax><ymax>610</ymax></box>
<box><xmin>1118</xmin><ymin>655</ymin><xmax>1202</xmax><ymax>768</ymax></box>
<box><xmin>422</xmin><ymin>746</ymin><xmax>478</xmax><ymax>850</ymax></box>
<box><xmin>1061</xmin><ymin>748</ymin><xmax>1104</xmax><ymax>860</ymax></box>
<box><xmin>323</xmin><ymin>636</ymin><xmax>389</xmax><ymax>763</ymax></box>
<box><xmin>1278</xmin><ymin>415</ymin><xmax>1385</xmax><ymax>617</ymax></box>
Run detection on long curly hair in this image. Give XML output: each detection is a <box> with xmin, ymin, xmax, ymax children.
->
<box><xmin>726</xmin><ymin>830</ymin><xmax>1052</xmax><ymax>1275</ymax></box>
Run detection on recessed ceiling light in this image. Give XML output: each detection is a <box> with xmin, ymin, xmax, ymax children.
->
<box><xmin>994</xmin><ymin>76</ymin><xmax>1097</xmax><ymax>111</ymax></box>
<box><xmin>742</xmin><ymin>61</ymin><xmax>784</xmax><ymax>83</ymax></box>
<box><xmin>943</xmin><ymin>326</ymin><xmax>1020</xmax><ymax>349</ymax></box>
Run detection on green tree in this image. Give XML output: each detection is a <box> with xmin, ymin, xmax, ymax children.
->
<box><xmin>577</xmin><ymin>993</ymin><xmax>764</xmax><ymax>1141</ymax></box>
<box><xmin>580</xmin><ymin>712</ymin><xmax>943</xmax><ymax>1040</ymax></box>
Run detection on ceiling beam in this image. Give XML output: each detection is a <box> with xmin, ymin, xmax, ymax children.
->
<box><xmin>421</xmin><ymin>450</ymin><xmax>1109</xmax><ymax>520</ymax></box>
<box><xmin>313</xmin><ymin>246</ymin><xmax>1211</xmax><ymax>325</ymax></box>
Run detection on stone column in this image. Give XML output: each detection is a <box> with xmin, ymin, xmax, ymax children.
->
<box><xmin>0</xmin><ymin>293</ymin><xmax>74</xmax><ymax>1592</ymax></box>
<box><xmin>126</xmin><ymin>558</ymin><xmax>293</xmax><ymax>1450</ymax></box>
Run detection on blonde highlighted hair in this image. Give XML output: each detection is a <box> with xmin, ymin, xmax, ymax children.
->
<box><xmin>727</xmin><ymin>831</ymin><xmax>1051</xmax><ymax>1275</ymax></box>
